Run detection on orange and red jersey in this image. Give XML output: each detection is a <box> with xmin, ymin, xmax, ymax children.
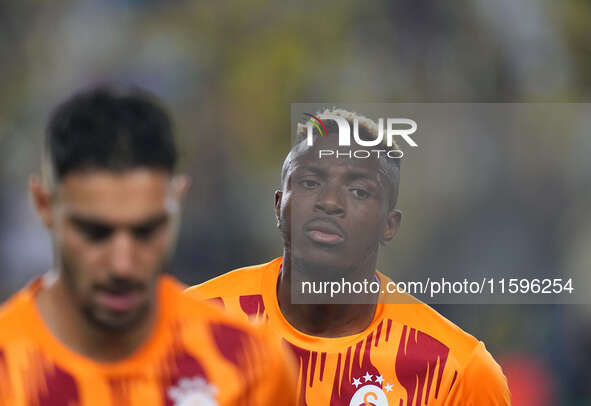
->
<box><xmin>186</xmin><ymin>257</ymin><xmax>512</xmax><ymax>406</ymax></box>
<box><xmin>0</xmin><ymin>274</ymin><xmax>296</xmax><ymax>406</ymax></box>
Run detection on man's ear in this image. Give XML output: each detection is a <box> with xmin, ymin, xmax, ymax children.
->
<box><xmin>29</xmin><ymin>174</ymin><xmax>53</xmax><ymax>229</ymax></box>
<box><xmin>274</xmin><ymin>190</ymin><xmax>282</xmax><ymax>228</ymax></box>
<box><xmin>381</xmin><ymin>209</ymin><xmax>401</xmax><ymax>243</ymax></box>
<box><xmin>171</xmin><ymin>175</ymin><xmax>191</xmax><ymax>202</ymax></box>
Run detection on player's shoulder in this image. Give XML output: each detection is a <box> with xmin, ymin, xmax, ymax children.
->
<box><xmin>177</xmin><ymin>282</ymin><xmax>280</xmax><ymax>348</ymax></box>
<box><xmin>185</xmin><ymin>257</ymin><xmax>282</xmax><ymax>300</ymax></box>
<box><xmin>395</xmin><ymin>300</ymin><xmax>497</xmax><ymax>370</ymax></box>
<box><xmin>446</xmin><ymin>340</ymin><xmax>511</xmax><ymax>404</ymax></box>
<box><xmin>0</xmin><ymin>282</ymin><xmax>37</xmax><ymax>342</ymax></box>
<box><xmin>378</xmin><ymin>274</ymin><xmax>482</xmax><ymax>365</ymax></box>
<box><xmin>398</xmin><ymin>301</ymin><xmax>479</xmax><ymax>358</ymax></box>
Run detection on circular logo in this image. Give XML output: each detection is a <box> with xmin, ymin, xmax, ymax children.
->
<box><xmin>349</xmin><ymin>384</ymin><xmax>389</xmax><ymax>406</ymax></box>
<box><xmin>175</xmin><ymin>392</ymin><xmax>218</xmax><ymax>406</ymax></box>
<box><xmin>168</xmin><ymin>377</ymin><xmax>219</xmax><ymax>406</ymax></box>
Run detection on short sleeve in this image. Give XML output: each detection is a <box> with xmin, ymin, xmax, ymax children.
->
<box><xmin>444</xmin><ymin>342</ymin><xmax>512</xmax><ymax>406</ymax></box>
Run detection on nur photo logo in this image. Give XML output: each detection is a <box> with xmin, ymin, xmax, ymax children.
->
<box><xmin>301</xmin><ymin>112</ymin><xmax>418</xmax><ymax>159</ymax></box>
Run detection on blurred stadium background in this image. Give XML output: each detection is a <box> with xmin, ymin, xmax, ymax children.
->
<box><xmin>1</xmin><ymin>1</ymin><xmax>591</xmax><ymax>404</ymax></box>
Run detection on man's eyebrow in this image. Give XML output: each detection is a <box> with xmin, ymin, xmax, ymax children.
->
<box><xmin>68</xmin><ymin>212</ymin><xmax>169</xmax><ymax>229</ymax></box>
<box><xmin>292</xmin><ymin>164</ymin><xmax>327</xmax><ymax>176</ymax></box>
<box><xmin>130</xmin><ymin>213</ymin><xmax>169</xmax><ymax>230</ymax></box>
<box><xmin>345</xmin><ymin>169</ymin><xmax>378</xmax><ymax>182</ymax></box>
<box><xmin>69</xmin><ymin>214</ymin><xmax>112</xmax><ymax>228</ymax></box>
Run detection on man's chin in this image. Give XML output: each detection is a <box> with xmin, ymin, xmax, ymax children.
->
<box><xmin>84</xmin><ymin>305</ymin><xmax>149</xmax><ymax>333</ymax></box>
<box><xmin>291</xmin><ymin>251</ymin><xmax>357</xmax><ymax>280</ymax></box>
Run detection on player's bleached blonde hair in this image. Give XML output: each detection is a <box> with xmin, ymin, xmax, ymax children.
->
<box><xmin>283</xmin><ymin>108</ymin><xmax>401</xmax><ymax>208</ymax></box>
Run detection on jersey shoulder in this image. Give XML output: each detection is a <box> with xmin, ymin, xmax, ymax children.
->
<box><xmin>185</xmin><ymin>257</ymin><xmax>281</xmax><ymax>300</ymax></box>
<box><xmin>177</xmin><ymin>280</ymin><xmax>269</xmax><ymax>337</ymax></box>
<box><xmin>446</xmin><ymin>341</ymin><xmax>511</xmax><ymax>405</ymax></box>
<box><xmin>382</xmin><ymin>297</ymin><xmax>508</xmax><ymax>392</ymax></box>
<box><xmin>378</xmin><ymin>290</ymin><xmax>481</xmax><ymax>369</ymax></box>
<box><xmin>390</xmin><ymin>301</ymin><xmax>480</xmax><ymax>363</ymax></box>
<box><xmin>0</xmin><ymin>284</ymin><xmax>37</xmax><ymax>343</ymax></box>
<box><xmin>376</xmin><ymin>272</ymin><xmax>480</xmax><ymax>364</ymax></box>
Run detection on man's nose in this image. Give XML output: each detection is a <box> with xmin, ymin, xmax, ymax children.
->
<box><xmin>314</xmin><ymin>184</ymin><xmax>345</xmax><ymax>216</ymax></box>
<box><xmin>108</xmin><ymin>231</ymin><xmax>137</xmax><ymax>276</ymax></box>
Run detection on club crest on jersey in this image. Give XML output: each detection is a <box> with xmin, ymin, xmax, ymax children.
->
<box><xmin>349</xmin><ymin>371</ymin><xmax>392</xmax><ymax>406</ymax></box>
<box><xmin>168</xmin><ymin>377</ymin><xmax>219</xmax><ymax>406</ymax></box>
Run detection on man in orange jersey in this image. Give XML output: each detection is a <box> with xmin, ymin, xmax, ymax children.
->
<box><xmin>186</xmin><ymin>109</ymin><xmax>512</xmax><ymax>405</ymax></box>
<box><xmin>0</xmin><ymin>86</ymin><xmax>296</xmax><ymax>406</ymax></box>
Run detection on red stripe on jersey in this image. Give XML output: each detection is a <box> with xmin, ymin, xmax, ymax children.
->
<box><xmin>239</xmin><ymin>295</ymin><xmax>266</xmax><ymax>319</ymax></box>
<box><xmin>395</xmin><ymin>326</ymin><xmax>450</xmax><ymax>406</ymax></box>
<box><xmin>35</xmin><ymin>356</ymin><xmax>80</xmax><ymax>406</ymax></box>
<box><xmin>330</xmin><ymin>332</ymin><xmax>381</xmax><ymax>405</ymax></box>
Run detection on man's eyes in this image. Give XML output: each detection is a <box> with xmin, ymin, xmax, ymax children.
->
<box><xmin>71</xmin><ymin>218</ymin><xmax>167</xmax><ymax>243</ymax></box>
<box><xmin>73</xmin><ymin>221</ymin><xmax>114</xmax><ymax>242</ymax></box>
<box><xmin>299</xmin><ymin>179</ymin><xmax>320</xmax><ymax>189</ymax></box>
<box><xmin>350</xmin><ymin>188</ymin><xmax>370</xmax><ymax>199</ymax></box>
<box><xmin>131</xmin><ymin>221</ymin><xmax>166</xmax><ymax>241</ymax></box>
<box><xmin>297</xmin><ymin>179</ymin><xmax>372</xmax><ymax>199</ymax></box>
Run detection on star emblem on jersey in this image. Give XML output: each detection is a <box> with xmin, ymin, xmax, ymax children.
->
<box><xmin>168</xmin><ymin>377</ymin><xmax>219</xmax><ymax>406</ymax></box>
<box><xmin>349</xmin><ymin>371</ymin><xmax>393</xmax><ymax>406</ymax></box>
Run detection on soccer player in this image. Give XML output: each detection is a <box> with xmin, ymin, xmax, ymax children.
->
<box><xmin>186</xmin><ymin>110</ymin><xmax>512</xmax><ymax>405</ymax></box>
<box><xmin>0</xmin><ymin>86</ymin><xmax>296</xmax><ymax>406</ymax></box>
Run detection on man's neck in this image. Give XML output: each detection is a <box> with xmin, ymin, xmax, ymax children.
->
<box><xmin>276</xmin><ymin>252</ymin><xmax>380</xmax><ymax>338</ymax></box>
<box><xmin>35</xmin><ymin>275</ymin><xmax>157</xmax><ymax>363</ymax></box>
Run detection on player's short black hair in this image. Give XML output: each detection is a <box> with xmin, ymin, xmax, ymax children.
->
<box><xmin>45</xmin><ymin>85</ymin><xmax>177</xmax><ymax>181</ymax></box>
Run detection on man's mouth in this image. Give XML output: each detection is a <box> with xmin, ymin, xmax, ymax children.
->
<box><xmin>95</xmin><ymin>287</ymin><xmax>144</xmax><ymax>313</ymax></box>
<box><xmin>304</xmin><ymin>220</ymin><xmax>345</xmax><ymax>246</ymax></box>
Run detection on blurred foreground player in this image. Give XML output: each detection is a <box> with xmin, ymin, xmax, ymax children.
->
<box><xmin>187</xmin><ymin>110</ymin><xmax>511</xmax><ymax>405</ymax></box>
<box><xmin>0</xmin><ymin>86</ymin><xmax>296</xmax><ymax>406</ymax></box>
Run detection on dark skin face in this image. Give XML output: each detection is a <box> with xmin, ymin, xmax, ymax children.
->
<box><xmin>276</xmin><ymin>135</ymin><xmax>401</xmax><ymax>279</ymax></box>
<box><xmin>274</xmin><ymin>135</ymin><xmax>402</xmax><ymax>337</ymax></box>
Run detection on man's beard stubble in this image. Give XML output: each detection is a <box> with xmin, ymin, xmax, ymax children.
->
<box><xmin>60</xmin><ymin>256</ymin><xmax>166</xmax><ymax>334</ymax></box>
